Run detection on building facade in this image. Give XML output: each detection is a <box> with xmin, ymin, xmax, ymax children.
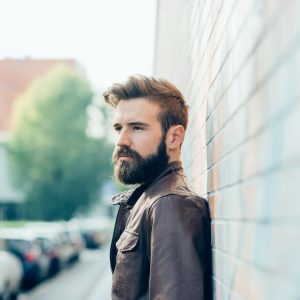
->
<box><xmin>154</xmin><ymin>0</ymin><xmax>300</xmax><ymax>299</ymax></box>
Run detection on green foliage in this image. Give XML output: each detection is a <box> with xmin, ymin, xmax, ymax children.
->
<box><xmin>8</xmin><ymin>65</ymin><xmax>113</xmax><ymax>220</ymax></box>
<box><xmin>0</xmin><ymin>221</ymin><xmax>27</xmax><ymax>228</ymax></box>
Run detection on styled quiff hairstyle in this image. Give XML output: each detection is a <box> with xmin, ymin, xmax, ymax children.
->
<box><xmin>103</xmin><ymin>75</ymin><xmax>188</xmax><ymax>134</ymax></box>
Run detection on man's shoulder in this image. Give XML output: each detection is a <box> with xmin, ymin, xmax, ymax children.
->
<box><xmin>150</xmin><ymin>191</ymin><xmax>207</xmax><ymax>212</ymax></box>
<box><xmin>144</xmin><ymin>180</ymin><xmax>208</xmax><ymax>214</ymax></box>
<box><xmin>142</xmin><ymin>167</ymin><xmax>205</xmax><ymax>208</ymax></box>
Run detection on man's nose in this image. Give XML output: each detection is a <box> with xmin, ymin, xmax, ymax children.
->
<box><xmin>116</xmin><ymin>129</ymin><xmax>131</xmax><ymax>147</ymax></box>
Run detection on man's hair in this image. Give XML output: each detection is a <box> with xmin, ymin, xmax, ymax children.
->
<box><xmin>103</xmin><ymin>75</ymin><xmax>188</xmax><ymax>134</ymax></box>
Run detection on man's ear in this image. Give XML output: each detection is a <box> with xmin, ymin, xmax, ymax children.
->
<box><xmin>166</xmin><ymin>125</ymin><xmax>185</xmax><ymax>150</ymax></box>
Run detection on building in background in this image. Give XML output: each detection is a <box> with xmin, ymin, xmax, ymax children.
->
<box><xmin>154</xmin><ymin>1</ymin><xmax>300</xmax><ymax>299</ymax></box>
<box><xmin>0</xmin><ymin>58</ymin><xmax>81</xmax><ymax>219</ymax></box>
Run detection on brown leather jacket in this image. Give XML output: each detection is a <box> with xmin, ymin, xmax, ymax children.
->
<box><xmin>110</xmin><ymin>161</ymin><xmax>212</xmax><ymax>300</ymax></box>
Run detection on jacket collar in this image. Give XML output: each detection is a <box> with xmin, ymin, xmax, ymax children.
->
<box><xmin>111</xmin><ymin>161</ymin><xmax>183</xmax><ymax>206</ymax></box>
<box><xmin>111</xmin><ymin>188</ymin><xmax>135</xmax><ymax>205</ymax></box>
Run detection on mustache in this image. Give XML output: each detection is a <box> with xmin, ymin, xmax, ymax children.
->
<box><xmin>112</xmin><ymin>146</ymin><xmax>141</xmax><ymax>164</ymax></box>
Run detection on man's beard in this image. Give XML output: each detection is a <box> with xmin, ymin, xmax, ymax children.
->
<box><xmin>112</xmin><ymin>137</ymin><xmax>170</xmax><ymax>185</ymax></box>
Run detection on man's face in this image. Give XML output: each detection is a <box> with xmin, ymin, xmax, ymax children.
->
<box><xmin>112</xmin><ymin>98</ymin><xmax>169</xmax><ymax>184</ymax></box>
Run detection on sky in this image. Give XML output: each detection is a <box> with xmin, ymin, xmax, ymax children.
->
<box><xmin>0</xmin><ymin>0</ymin><xmax>157</xmax><ymax>91</ymax></box>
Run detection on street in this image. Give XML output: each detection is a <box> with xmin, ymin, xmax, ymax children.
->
<box><xmin>19</xmin><ymin>246</ymin><xmax>112</xmax><ymax>300</ymax></box>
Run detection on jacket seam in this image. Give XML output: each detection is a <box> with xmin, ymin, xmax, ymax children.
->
<box><xmin>148</xmin><ymin>193</ymin><xmax>205</xmax><ymax>213</ymax></box>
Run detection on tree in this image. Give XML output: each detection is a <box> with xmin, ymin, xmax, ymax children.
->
<box><xmin>8</xmin><ymin>65</ymin><xmax>113</xmax><ymax>220</ymax></box>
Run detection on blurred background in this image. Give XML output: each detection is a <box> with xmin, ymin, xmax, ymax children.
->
<box><xmin>1</xmin><ymin>0</ymin><xmax>300</xmax><ymax>300</ymax></box>
<box><xmin>0</xmin><ymin>0</ymin><xmax>156</xmax><ymax>299</ymax></box>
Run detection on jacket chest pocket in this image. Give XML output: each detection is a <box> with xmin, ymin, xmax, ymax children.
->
<box><xmin>116</xmin><ymin>229</ymin><xmax>139</xmax><ymax>252</ymax></box>
<box><xmin>113</xmin><ymin>229</ymin><xmax>142</xmax><ymax>296</ymax></box>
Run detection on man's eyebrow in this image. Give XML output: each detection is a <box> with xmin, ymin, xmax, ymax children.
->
<box><xmin>112</xmin><ymin>121</ymin><xmax>150</xmax><ymax>128</ymax></box>
<box><xmin>128</xmin><ymin>122</ymin><xmax>149</xmax><ymax>127</ymax></box>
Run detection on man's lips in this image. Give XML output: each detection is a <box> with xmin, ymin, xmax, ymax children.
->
<box><xmin>118</xmin><ymin>155</ymin><xmax>132</xmax><ymax>161</ymax></box>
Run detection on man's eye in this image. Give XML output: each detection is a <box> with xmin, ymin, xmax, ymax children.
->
<box><xmin>114</xmin><ymin>127</ymin><xmax>122</xmax><ymax>132</ymax></box>
<box><xmin>133</xmin><ymin>126</ymin><xmax>143</xmax><ymax>131</ymax></box>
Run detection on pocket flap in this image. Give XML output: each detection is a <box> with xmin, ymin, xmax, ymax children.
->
<box><xmin>116</xmin><ymin>229</ymin><xmax>139</xmax><ymax>252</ymax></box>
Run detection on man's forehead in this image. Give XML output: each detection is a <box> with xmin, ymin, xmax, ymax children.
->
<box><xmin>113</xmin><ymin>98</ymin><xmax>161</xmax><ymax>123</ymax></box>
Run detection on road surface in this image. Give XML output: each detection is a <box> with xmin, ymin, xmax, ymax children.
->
<box><xmin>19</xmin><ymin>246</ymin><xmax>112</xmax><ymax>300</ymax></box>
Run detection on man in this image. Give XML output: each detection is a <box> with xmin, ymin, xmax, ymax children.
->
<box><xmin>103</xmin><ymin>76</ymin><xmax>212</xmax><ymax>300</ymax></box>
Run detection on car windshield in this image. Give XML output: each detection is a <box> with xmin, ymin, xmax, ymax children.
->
<box><xmin>6</xmin><ymin>239</ymin><xmax>32</xmax><ymax>252</ymax></box>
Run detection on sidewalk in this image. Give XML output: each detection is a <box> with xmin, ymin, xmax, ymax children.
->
<box><xmin>86</xmin><ymin>246</ymin><xmax>112</xmax><ymax>300</ymax></box>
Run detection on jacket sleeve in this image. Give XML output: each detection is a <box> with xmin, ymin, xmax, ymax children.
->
<box><xmin>147</xmin><ymin>195</ymin><xmax>212</xmax><ymax>300</ymax></box>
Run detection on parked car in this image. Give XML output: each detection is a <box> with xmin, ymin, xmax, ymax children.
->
<box><xmin>25</xmin><ymin>222</ymin><xmax>76</xmax><ymax>268</ymax></box>
<box><xmin>34</xmin><ymin>235</ymin><xmax>61</xmax><ymax>276</ymax></box>
<box><xmin>73</xmin><ymin>217</ymin><xmax>111</xmax><ymax>249</ymax></box>
<box><xmin>64</xmin><ymin>223</ymin><xmax>84</xmax><ymax>263</ymax></box>
<box><xmin>0</xmin><ymin>249</ymin><xmax>23</xmax><ymax>300</ymax></box>
<box><xmin>25</xmin><ymin>221</ymin><xmax>83</xmax><ymax>274</ymax></box>
<box><xmin>0</xmin><ymin>228</ymin><xmax>50</xmax><ymax>289</ymax></box>
<box><xmin>80</xmin><ymin>228</ymin><xmax>100</xmax><ymax>249</ymax></box>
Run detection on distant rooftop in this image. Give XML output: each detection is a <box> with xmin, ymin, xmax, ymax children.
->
<box><xmin>0</xmin><ymin>58</ymin><xmax>80</xmax><ymax>133</ymax></box>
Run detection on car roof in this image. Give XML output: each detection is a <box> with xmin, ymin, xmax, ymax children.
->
<box><xmin>0</xmin><ymin>228</ymin><xmax>37</xmax><ymax>241</ymax></box>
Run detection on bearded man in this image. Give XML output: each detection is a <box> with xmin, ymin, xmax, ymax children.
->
<box><xmin>103</xmin><ymin>76</ymin><xmax>212</xmax><ymax>300</ymax></box>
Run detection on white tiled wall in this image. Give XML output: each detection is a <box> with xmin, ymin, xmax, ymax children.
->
<box><xmin>154</xmin><ymin>0</ymin><xmax>300</xmax><ymax>299</ymax></box>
